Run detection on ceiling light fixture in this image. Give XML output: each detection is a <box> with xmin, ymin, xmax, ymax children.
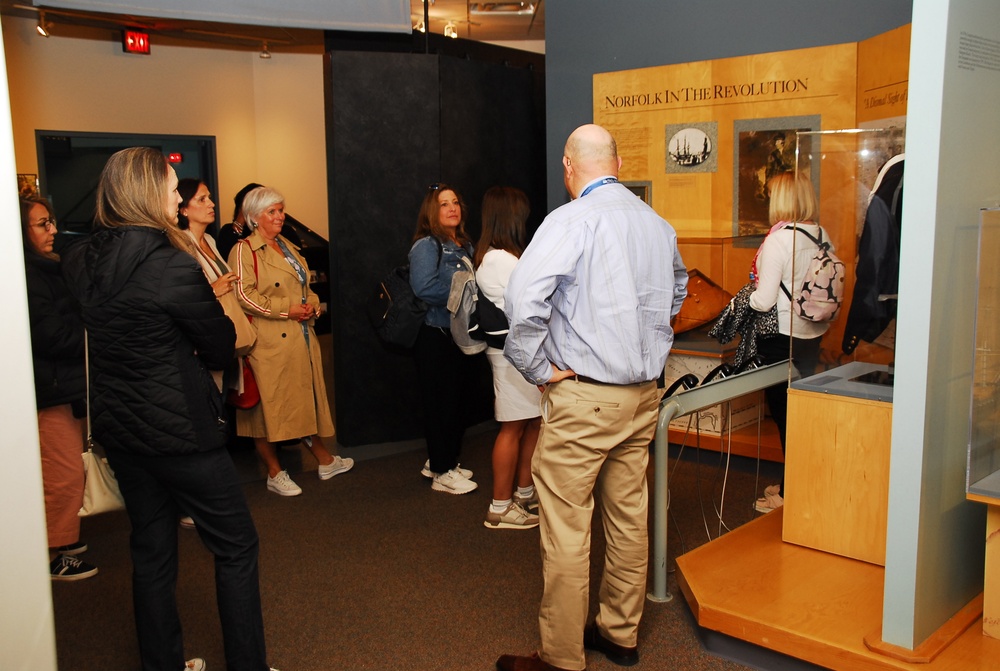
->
<box><xmin>36</xmin><ymin>10</ymin><xmax>50</xmax><ymax>37</ymax></box>
<box><xmin>413</xmin><ymin>19</ymin><xmax>425</xmax><ymax>33</ymax></box>
<box><xmin>259</xmin><ymin>41</ymin><xmax>271</xmax><ymax>59</ymax></box>
<box><xmin>444</xmin><ymin>21</ymin><xmax>458</xmax><ymax>39</ymax></box>
<box><xmin>469</xmin><ymin>2</ymin><xmax>535</xmax><ymax>16</ymax></box>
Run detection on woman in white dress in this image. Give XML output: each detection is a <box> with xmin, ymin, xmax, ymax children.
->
<box><xmin>475</xmin><ymin>186</ymin><xmax>541</xmax><ymax>530</ymax></box>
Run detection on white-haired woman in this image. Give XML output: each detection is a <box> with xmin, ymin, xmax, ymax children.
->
<box><xmin>229</xmin><ymin>186</ymin><xmax>352</xmax><ymax>496</ymax></box>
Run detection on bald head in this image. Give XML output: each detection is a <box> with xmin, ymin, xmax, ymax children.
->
<box><xmin>562</xmin><ymin>124</ymin><xmax>621</xmax><ymax>198</ymax></box>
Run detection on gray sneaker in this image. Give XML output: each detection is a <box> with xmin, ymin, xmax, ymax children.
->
<box><xmin>267</xmin><ymin>470</ymin><xmax>302</xmax><ymax>496</ymax></box>
<box><xmin>513</xmin><ymin>489</ymin><xmax>539</xmax><ymax>511</ymax></box>
<box><xmin>318</xmin><ymin>455</ymin><xmax>354</xmax><ymax>480</ymax></box>
<box><xmin>484</xmin><ymin>502</ymin><xmax>539</xmax><ymax>530</ymax></box>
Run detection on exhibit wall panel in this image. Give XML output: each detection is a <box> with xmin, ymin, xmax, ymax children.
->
<box><xmin>857</xmin><ymin>24</ymin><xmax>911</xmax><ymax>126</ymax></box>
<box><xmin>327</xmin><ymin>51</ymin><xmax>440</xmax><ymax>446</ymax></box>
<box><xmin>593</xmin><ymin>42</ymin><xmax>857</xmax><ymax>241</ymax></box>
<box><xmin>327</xmin><ymin>50</ymin><xmax>545</xmax><ymax>446</ymax></box>
<box><xmin>883</xmin><ymin>0</ymin><xmax>998</xmax><ymax>649</ymax></box>
<box><xmin>0</xmin><ymin>33</ymin><xmax>58</xmax><ymax>671</ymax></box>
<box><xmin>545</xmin><ymin>0</ymin><xmax>914</xmax><ymax>213</ymax></box>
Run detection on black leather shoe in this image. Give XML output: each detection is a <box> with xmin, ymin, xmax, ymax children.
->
<box><xmin>583</xmin><ymin>624</ymin><xmax>639</xmax><ymax>666</ymax></box>
<box><xmin>496</xmin><ymin>652</ymin><xmax>579</xmax><ymax>671</ymax></box>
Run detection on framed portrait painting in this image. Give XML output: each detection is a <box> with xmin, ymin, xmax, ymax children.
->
<box><xmin>732</xmin><ymin>115</ymin><xmax>820</xmax><ymax>238</ymax></box>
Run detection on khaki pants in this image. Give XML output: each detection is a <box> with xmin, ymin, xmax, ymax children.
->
<box><xmin>533</xmin><ymin>378</ymin><xmax>659</xmax><ymax>670</ymax></box>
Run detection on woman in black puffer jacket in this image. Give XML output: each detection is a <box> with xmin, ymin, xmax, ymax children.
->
<box><xmin>63</xmin><ymin>147</ymin><xmax>275</xmax><ymax>671</ymax></box>
<box><xmin>22</xmin><ymin>195</ymin><xmax>97</xmax><ymax>581</ymax></box>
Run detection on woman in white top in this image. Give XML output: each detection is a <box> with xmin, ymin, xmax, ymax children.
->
<box><xmin>749</xmin><ymin>171</ymin><xmax>831</xmax><ymax>513</ymax></box>
<box><xmin>474</xmin><ymin>186</ymin><xmax>541</xmax><ymax>530</ymax></box>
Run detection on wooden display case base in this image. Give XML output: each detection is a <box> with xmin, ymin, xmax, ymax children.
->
<box><xmin>676</xmin><ymin>510</ymin><xmax>997</xmax><ymax>671</ymax></box>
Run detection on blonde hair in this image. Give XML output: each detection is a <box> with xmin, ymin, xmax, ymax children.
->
<box><xmin>95</xmin><ymin>147</ymin><xmax>194</xmax><ymax>254</ymax></box>
<box><xmin>768</xmin><ymin>171</ymin><xmax>817</xmax><ymax>225</ymax></box>
<box><xmin>241</xmin><ymin>186</ymin><xmax>284</xmax><ymax>228</ymax></box>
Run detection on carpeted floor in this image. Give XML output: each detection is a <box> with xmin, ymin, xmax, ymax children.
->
<box><xmin>51</xmin><ymin>422</ymin><xmax>787</xmax><ymax>671</ymax></box>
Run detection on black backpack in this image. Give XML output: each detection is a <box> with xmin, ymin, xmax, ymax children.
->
<box><xmin>368</xmin><ymin>239</ymin><xmax>441</xmax><ymax>349</ymax></box>
<box><xmin>368</xmin><ymin>265</ymin><xmax>428</xmax><ymax>348</ymax></box>
<box><xmin>469</xmin><ymin>285</ymin><xmax>510</xmax><ymax>349</ymax></box>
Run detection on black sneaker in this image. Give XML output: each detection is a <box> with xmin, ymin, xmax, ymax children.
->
<box><xmin>51</xmin><ymin>541</ymin><xmax>87</xmax><ymax>556</ymax></box>
<box><xmin>50</xmin><ymin>554</ymin><xmax>98</xmax><ymax>581</ymax></box>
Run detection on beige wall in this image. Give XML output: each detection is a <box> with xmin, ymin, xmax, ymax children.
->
<box><xmin>1</xmin><ymin>16</ymin><xmax>329</xmax><ymax>237</ymax></box>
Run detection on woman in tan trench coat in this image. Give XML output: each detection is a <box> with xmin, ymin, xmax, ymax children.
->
<box><xmin>230</xmin><ymin>186</ymin><xmax>353</xmax><ymax>496</ymax></box>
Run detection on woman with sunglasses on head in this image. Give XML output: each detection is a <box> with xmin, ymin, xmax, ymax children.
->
<box><xmin>21</xmin><ymin>196</ymin><xmax>98</xmax><ymax>581</ymax></box>
<box><xmin>409</xmin><ymin>183</ymin><xmax>480</xmax><ymax>495</ymax></box>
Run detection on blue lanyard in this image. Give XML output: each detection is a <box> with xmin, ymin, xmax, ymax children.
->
<box><xmin>580</xmin><ymin>177</ymin><xmax>618</xmax><ymax>198</ymax></box>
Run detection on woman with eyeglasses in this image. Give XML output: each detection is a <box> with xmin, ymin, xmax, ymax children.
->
<box><xmin>21</xmin><ymin>196</ymin><xmax>98</xmax><ymax>581</ymax></box>
<box><xmin>409</xmin><ymin>183</ymin><xmax>480</xmax><ymax>495</ymax></box>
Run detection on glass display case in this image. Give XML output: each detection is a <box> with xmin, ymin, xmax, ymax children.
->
<box><xmin>968</xmin><ymin>208</ymin><xmax>1000</xmax><ymax>499</ymax></box>
<box><xmin>786</xmin><ymin>128</ymin><xmax>905</xmax><ymax>401</ymax></box>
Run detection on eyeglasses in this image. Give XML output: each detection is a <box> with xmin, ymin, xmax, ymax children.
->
<box><xmin>428</xmin><ymin>183</ymin><xmax>441</xmax><ymax>191</ymax></box>
<box><xmin>29</xmin><ymin>218</ymin><xmax>57</xmax><ymax>232</ymax></box>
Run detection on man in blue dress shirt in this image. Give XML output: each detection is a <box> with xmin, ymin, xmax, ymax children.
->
<box><xmin>497</xmin><ymin>124</ymin><xmax>688</xmax><ymax>671</ymax></box>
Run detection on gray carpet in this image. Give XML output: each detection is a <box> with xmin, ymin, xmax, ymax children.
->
<box><xmin>52</xmin><ymin>423</ymin><xmax>790</xmax><ymax>671</ymax></box>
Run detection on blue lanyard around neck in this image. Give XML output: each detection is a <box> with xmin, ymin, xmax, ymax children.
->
<box><xmin>580</xmin><ymin>177</ymin><xmax>618</xmax><ymax>198</ymax></box>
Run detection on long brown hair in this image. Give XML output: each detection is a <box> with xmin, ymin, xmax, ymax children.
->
<box><xmin>411</xmin><ymin>183</ymin><xmax>471</xmax><ymax>246</ymax></box>
<box><xmin>94</xmin><ymin>147</ymin><xmax>194</xmax><ymax>255</ymax></box>
<box><xmin>474</xmin><ymin>186</ymin><xmax>529</xmax><ymax>268</ymax></box>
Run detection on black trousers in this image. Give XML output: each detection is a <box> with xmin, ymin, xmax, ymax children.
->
<box><xmin>756</xmin><ymin>333</ymin><xmax>822</xmax><ymax>497</ymax></box>
<box><xmin>413</xmin><ymin>324</ymin><xmax>474</xmax><ymax>474</ymax></box>
<box><xmin>106</xmin><ymin>447</ymin><xmax>268</xmax><ymax>671</ymax></box>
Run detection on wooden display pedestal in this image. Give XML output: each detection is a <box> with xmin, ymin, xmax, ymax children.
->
<box><xmin>782</xmin><ymin>387</ymin><xmax>893</xmax><ymax>566</ymax></box>
<box><xmin>965</xmin><ymin>493</ymin><xmax>1000</xmax><ymax>639</ymax></box>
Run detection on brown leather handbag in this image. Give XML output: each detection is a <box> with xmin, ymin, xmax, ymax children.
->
<box><xmin>672</xmin><ymin>269</ymin><xmax>733</xmax><ymax>334</ymax></box>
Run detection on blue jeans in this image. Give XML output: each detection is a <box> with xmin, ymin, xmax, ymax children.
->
<box><xmin>106</xmin><ymin>448</ymin><xmax>268</xmax><ymax>671</ymax></box>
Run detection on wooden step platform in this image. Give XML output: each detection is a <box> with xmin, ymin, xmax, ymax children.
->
<box><xmin>675</xmin><ymin>509</ymin><xmax>1000</xmax><ymax>670</ymax></box>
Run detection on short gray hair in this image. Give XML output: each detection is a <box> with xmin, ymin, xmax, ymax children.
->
<box><xmin>241</xmin><ymin>186</ymin><xmax>284</xmax><ymax>227</ymax></box>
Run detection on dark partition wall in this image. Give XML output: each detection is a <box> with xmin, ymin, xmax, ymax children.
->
<box><xmin>326</xmin><ymin>43</ymin><xmax>545</xmax><ymax>446</ymax></box>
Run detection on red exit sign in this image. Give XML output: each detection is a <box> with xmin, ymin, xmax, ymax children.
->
<box><xmin>122</xmin><ymin>30</ymin><xmax>150</xmax><ymax>55</ymax></box>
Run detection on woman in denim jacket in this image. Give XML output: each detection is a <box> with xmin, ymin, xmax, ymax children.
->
<box><xmin>409</xmin><ymin>184</ymin><xmax>480</xmax><ymax>495</ymax></box>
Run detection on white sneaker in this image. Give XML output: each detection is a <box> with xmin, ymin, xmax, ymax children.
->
<box><xmin>431</xmin><ymin>468</ymin><xmax>478</xmax><ymax>495</ymax></box>
<box><xmin>185</xmin><ymin>659</ymin><xmax>206</xmax><ymax>671</ymax></box>
<box><xmin>754</xmin><ymin>492</ymin><xmax>784</xmax><ymax>513</ymax></box>
<box><xmin>267</xmin><ymin>470</ymin><xmax>302</xmax><ymax>497</ymax></box>
<box><xmin>421</xmin><ymin>459</ymin><xmax>473</xmax><ymax>479</ymax></box>
<box><xmin>318</xmin><ymin>455</ymin><xmax>354</xmax><ymax>480</ymax></box>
